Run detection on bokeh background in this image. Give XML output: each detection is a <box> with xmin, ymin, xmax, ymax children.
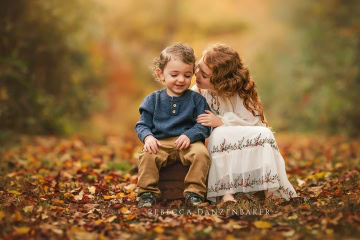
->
<box><xmin>1</xmin><ymin>0</ymin><xmax>359</xmax><ymax>143</ymax></box>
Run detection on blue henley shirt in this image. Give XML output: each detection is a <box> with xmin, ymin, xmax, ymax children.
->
<box><xmin>135</xmin><ymin>89</ymin><xmax>211</xmax><ymax>143</ymax></box>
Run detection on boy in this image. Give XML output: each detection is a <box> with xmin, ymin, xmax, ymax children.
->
<box><xmin>135</xmin><ymin>43</ymin><xmax>211</xmax><ymax>208</ymax></box>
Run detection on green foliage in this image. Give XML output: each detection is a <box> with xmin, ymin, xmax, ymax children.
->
<box><xmin>0</xmin><ymin>0</ymin><xmax>103</xmax><ymax>135</ymax></box>
<box><xmin>261</xmin><ymin>0</ymin><xmax>360</xmax><ymax>137</ymax></box>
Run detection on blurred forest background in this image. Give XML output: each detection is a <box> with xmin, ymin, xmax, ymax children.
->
<box><xmin>1</xmin><ymin>0</ymin><xmax>359</xmax><ymax>143</ymax></box>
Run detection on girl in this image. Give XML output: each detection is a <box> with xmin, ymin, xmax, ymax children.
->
<box><xmin>192</xmin><ymin>43</ymin><xmax>298</xmax><ymax>203</ymax></box>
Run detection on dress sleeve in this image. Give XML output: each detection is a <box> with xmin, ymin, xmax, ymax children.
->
<box><xmin>219</xmin><ymin>95</ymin><xmax>266</xmax><ymax>127</ymax></box>
<box><xmin>191</xmin><ymin>85</ymin><xmax>200</xmax><ymax>93</ymax></box>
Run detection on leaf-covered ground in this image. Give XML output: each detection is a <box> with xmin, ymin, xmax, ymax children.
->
<box><xmin>0</xmin><ymin>133</ymin><xmax>359</xmax><ymax>239</ymax></box>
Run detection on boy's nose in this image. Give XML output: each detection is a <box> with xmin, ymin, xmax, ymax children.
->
<box><xmin>177</xmin><ymin>76</ymin><xmax>185</xmax><ymax>82</ymax></box>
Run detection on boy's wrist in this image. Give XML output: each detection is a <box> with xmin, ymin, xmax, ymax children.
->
<box><xmin>144</xmin><ymin>135</ymin><xmax>154</xmax><ymax>143</ymax></box>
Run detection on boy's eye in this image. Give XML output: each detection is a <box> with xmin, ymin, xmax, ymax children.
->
<box><xmin>202</xmin><ymin>74</ymin><xmax>207</xmax><ymax>78</ymax></box>
<box><xmin>171</xmin><ymin>74</ymin><xmax>177</xmax><ymax>77</ymax></box>
<box><xmin>185</xmin><ymin>75</ymin><xmax>192</xmax><ymax>78</ymax></box>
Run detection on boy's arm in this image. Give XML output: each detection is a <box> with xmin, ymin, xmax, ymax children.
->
<box><xmin>183</xmin><ymin>97</ymin><xmax>211</xmax><ymax>143</ymax></box>
<box><xmin>135</xmin><ymin>97</ymin><xmax>155</xmax><ymax>143</ymax></box>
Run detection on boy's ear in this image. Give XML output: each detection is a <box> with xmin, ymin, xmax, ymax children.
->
<box><xmin>156</xmin><ymin>68</ymin><xmax>165</xmax><ymax>81</ymax></box>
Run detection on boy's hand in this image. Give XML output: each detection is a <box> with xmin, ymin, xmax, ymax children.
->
<box><xmin>175</xmin><ymin>135</ymin><xmax>190</xmax><ymax>150</ymax></box>
<box><xmin>144</xmin><ymin>135</ymin><xmax>162</xmax><ymax>154</ymax></box>
<box><xmin>197</xmin><ymin>110</ymin><xmax>223</xmax><ymax>127</ymax></box>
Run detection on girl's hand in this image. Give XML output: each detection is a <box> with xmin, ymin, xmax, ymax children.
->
<box><xmin>175</xmin><ymin>135</ymin><xmax>190</xmax><ymax>150</ymax></box>
<box><xmin>197</xmin><ymin>110</ymin><xmax>223</xmax><ymax>127</ymax></box>
<box><xmin>144</xmin><ymin>135</ymin><xmax>162</xmax><ymax>154</ymax></box>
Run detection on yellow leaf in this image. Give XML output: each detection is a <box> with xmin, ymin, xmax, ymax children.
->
<box><xmin>154</xmin><ymin>226</ymin><xmax>164</xmax><ymax>234</ymax></box>
<box><xmin>314</xmin><ymin>172</ymin><xmax>326</xmax><ymax>179</ymax></box>
<box><xmin>103</xmin><ymin>195</ymin><xmax>115</xmax><ymax>200</ymax></box>
<box><xmin>23</xmin><ymin>206</ymin><xmax>34</xmax><ymax>213</ymax></box>
<box><xmin>226</xmin><ymin>235</ymin><xmax>236</xmax><ymax>240</ymax></box>
<box><xmin>88</xmin><ymin>186</ymin><xmax>96</xmax><ymax>194</ymax></box>
<box><xmin>8</xmin><ymin>190</ymin><xmax>21</xmax><ymax>195</ymax></box>
<box><xmin>7</xmin><ymin>172</ymin><xmax>16</xmax><ymax>178</ymax></box>
<box><xmin>15</xmin><ymin>211</ymin><xmax>22</xmax><ymax>221</ymax></box>
<box><xmin>106</xmin><ymin>216</ymin><xmax>117</xmax><ymax>222</ymax></box>
<box><xmin>120</xmin><ymin>207</ymin><xmax>131</xmax><ymax>215</ymax></box>
<box><xmin>95</xmin><ymin>219</ymin><xmax>104</xmax><ymax>225</ymax></box>
<box><xmin>14</xmin><ymin>227</ymin><xmax>30</xmax><ymax>235</ymax></box>
<box><xmin>254</xmin><ymin>221</ymin><xmax>272</xmax><ymax>229</ymax></box>
<box><xmin>99</xmin><ymin>233</ymin><xmax>107</xmax><ymax>240</ymax></box>
<box><xmin>0</xmin><ymin>211</ymin><xmax>5</xmax><ymax>221</ymax></box>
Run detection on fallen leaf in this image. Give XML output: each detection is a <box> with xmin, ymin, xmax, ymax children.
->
<box><xmin>13</xmin><ymin>226</ymin><xmax>30</xmax><ymax>235</ymax></box>
<box><xmin>106</xmin><ymin>216</ymin><xmax>117</xmax><ymax>222</ymax></box>
<box><xmin>23</xmin><ymin>206</ymin><xmax>34</xmax><ymax>213</ymax></box>
<box><xmin>8</xmin><ymin>190</ymin><xmax>21</xmax><ymax>195</ymax></box>
<box><xmin>103</xmin><ymin>195</ymin><xmax>115</xmax><ymax>200</ymax></box>
<box><xmin>254</xmin><ymin>221</ymin><xmax>272</xmax><ymax>229</ymax></box>
<box><xmin>120</xmin><ymin>207</ymin><xmax>131</xmax><ymax>215</ymax></box>
<box><xmin>154</xmin><ymin>226</ymin><xmax>164</xmax><ymax>234</ymax></box>
<box><xmin>74</xmin><ymin>191</ymin><xmax>84</xmax><ymax>201</ymax></box>
<box><xmin>88</xmin><ymin>186</ymin><xmax>96</xmax><ymax>194</ymax></box>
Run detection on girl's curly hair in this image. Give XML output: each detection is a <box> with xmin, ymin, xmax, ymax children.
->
<box><xmin>151</xmin><ymin>43</ymin><xmax>196</xmax><ymax>82</ymax></box>
<box><xmin>203</xmin><ymin>43</ymin><xmax>269</xmax><ymax>127</ymax></box>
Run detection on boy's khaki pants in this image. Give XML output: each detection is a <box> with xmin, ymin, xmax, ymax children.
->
<box><xmin>137</xmin><ymin>137</ymin><xmax>210</xmax><ymax>199</ymax></box>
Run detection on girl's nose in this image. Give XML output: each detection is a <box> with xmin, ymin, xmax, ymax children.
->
<box><xmin>195</xmin><ymin>70</ymin><xmax>200</xmax><ymax>78</ymax></box>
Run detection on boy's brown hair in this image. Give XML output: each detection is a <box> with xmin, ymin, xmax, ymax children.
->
<box><xmin>151</xmin><ymin>43</ymin><xmax>196</xmax><ymax>82</ymax></box>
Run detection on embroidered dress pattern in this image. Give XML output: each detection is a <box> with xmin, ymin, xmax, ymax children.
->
<box><xmin>207</xmin><ymin>170</ymin><xmax>296</xmax><ymax>199</ymax></box>
<box><xmin>211</xmin><ymin>133</ymin><xmax>279</xmax><ymax>153</ymax></box>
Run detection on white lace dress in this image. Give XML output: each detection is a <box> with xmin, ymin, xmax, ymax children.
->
<box><xmin>192</xmin><ymin>85</ymin><xmax>298</xmax><ymax>203</ymax></box>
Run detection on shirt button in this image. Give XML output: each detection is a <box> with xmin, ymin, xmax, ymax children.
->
<box><xmin>172</xmin><ymin>110</ymin><xmax>176</xmax><ymax>114</ymax></box>
<box><xmin>173</xmin><ymin>104</ymin><xmax>176</xmax><ymax>107</ymax></box>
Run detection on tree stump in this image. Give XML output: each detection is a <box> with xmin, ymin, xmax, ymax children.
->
<box><xmin>158</xmin><ymin>140</ymin><xmax>209</xmax><ymax>201</ymax></box>
<box><xmin>158</xmin><ymin>162</ymin><xmax>189</xmax><ymax>201</ymax></box>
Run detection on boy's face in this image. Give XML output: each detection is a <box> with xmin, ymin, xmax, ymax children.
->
<box><xmin>157</xmin><ymin>57</ymin><xmax>193</xmax><ymax>97</ymax></box>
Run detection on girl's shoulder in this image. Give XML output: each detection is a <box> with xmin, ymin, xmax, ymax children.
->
<box><xmin>191</xmin><ymin>85</ymin><xmax>210</xmax><ymax>97</ymax></box>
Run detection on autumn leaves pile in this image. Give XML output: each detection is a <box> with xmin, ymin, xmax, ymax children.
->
<box><xmin>0</xmin><ymin>134</ymin><xmax>359</xmax><ymax>239</ymax></box>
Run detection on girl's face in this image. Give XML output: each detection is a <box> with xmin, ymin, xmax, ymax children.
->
<box><xmin>157</xmin><ymin>57</ymin><xmax>193</xmax><ymax>97</ymax></box>
<box><xmin>195</xmin><ymin>57</ymin><xmax>214</xmax><ymax>90</ymax></box>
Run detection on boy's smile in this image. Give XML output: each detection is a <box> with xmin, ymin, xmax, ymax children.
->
<box><xmin>157</xmin><ymin>57</ymin><xmax>194</xmax><ymax>97</ymax></box>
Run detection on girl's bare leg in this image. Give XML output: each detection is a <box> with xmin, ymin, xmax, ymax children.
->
<box><xmin>222</xmin><ymin>193</ymin><xmax>236</xmax><ymax>202</ymax></box>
